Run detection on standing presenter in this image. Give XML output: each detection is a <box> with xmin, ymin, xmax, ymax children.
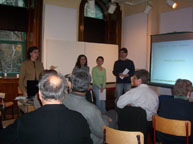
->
<box><xmin>113</xmin><ymin>48</ymin><xmax>135</xmax><ymax>101</ymax></box>
<box><xmin>19</xmin><ymin>46</ymin><xmax>44</xmax><ymax>97</ymax></box>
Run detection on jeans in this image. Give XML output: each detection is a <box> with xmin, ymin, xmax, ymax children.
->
<box><xmin>115</xmin><ymin>83</ymin><xmax>131</xmax><ymax>101</ymax></box>
<box><xmin>92</xmin><ymin>84</ymin><xmax>106</xmax><ymax>113</ymax></box>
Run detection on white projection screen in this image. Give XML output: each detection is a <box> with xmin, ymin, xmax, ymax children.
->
<box><xmin>150</xmin><ymin>32</ymin><xmax>193</xmax><ymax>87</ymax></box>
<box><xmin>46</xmin><ymin>40</ymin><xmax>118</xmax><ymax>82</ymax></box>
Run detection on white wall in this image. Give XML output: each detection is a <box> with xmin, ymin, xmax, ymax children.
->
<box><xmin>160</xmin><ymin>7</ymin><xmax>193</xmax><ymax>33</ymax></box>
<box><xmin>123</xmin><ymin>13</ymin><xmax>147</xmax><ymax>70</ymax></box>
<box><xmin>46</xmin><ymin>40</ymin><xmax>118</xmax><ymax>82</ymax></box>
<box><xmin>43</xmin><ymin>4</ymin><xmax>77</xmax><ymax>65</ymax></box>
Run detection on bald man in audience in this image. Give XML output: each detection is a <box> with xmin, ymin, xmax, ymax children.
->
<box><xmin>0</xmin><ymin>73</ymin><xmax>92</xmax><ymax>144</ymax></box>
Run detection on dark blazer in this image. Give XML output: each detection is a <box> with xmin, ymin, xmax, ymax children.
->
<box><xmin>0</xmin><ymin>104</ymin><xmax>93</xmax><ymax>144</ymax></box>
<box><xmin>158</xmin><ymin>95</ymin><xmax>193</xmax><ymax>144</ymax></box>
<box><xmin>117</xmin><ymin>106</ymin><xmax>148</xmax><ymax>141</ymax></box>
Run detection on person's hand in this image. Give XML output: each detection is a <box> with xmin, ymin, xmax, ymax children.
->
<box><xmin>124</xmin><ymin>73</ymin><xmax>129</xmax><ymax>77</ymax></box>
<box><xmin>119</xmin><ymin>73</ymin><xmax>124</xmax><ymax>77</ymax></box>
<box><xmin>50</xmin><ymin>65</ymin><xmax>57</xmax><ymax>70</ymax></box>
<box><xmin>23</xmin><ymin>91</ymin><xmax>28</xmax><ymax>96</ymax></box>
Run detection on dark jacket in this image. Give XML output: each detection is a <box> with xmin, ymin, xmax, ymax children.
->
<box><xmin>158</xmin><ymin>95</ymin><xmax>193</xmax><ymax>144</ymax></box>
<box><xmin>117</xmin><ymin>106</ymin><xmax>148</xmax><ymax>142</ymax></box>
<box><xmin>0</xmin><ymin>104</ymin><xmax>93</xmax><ymax>144</ymax></box>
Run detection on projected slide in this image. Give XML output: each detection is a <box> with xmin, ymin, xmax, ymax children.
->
<box><xmin>151</xmin><ymin>39</ymin><xmax>193</xmax><ymax>85</ymax></box>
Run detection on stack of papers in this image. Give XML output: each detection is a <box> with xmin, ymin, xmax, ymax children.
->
<box><xmin>119</xmin><ymin>68</ymin><xmax>130</xmax><ymax>79</ymax></box>
<box><xmin>15</xmin><ymin>96</ymin><xmax>27</xmax><ymax>100</ymax></box>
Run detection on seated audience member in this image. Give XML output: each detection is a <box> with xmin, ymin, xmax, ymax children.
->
<box><xmin>117</xmin><ymin>69</ymin><xmax>159</xmax><ymax>122</ymax></box>
<box><xmin>116</xmin><ymin>69</ymin><xmax>158</xmax><ymax>142</ymax></box>
<box><xmin>0</xmin><ymin>73</ymin><xmax>92</xmax><ymax>144</ymax></box>
<box><xmin>158</xmin><ymin>79</ymin><xmax>193</xmax><ymax>144</ymax></box>
<box><xmin>33</xmin><ymin>69</ymin><xmax>58</xmax><ymax>109</ymax></box>
<box><xmin>63</xmin><ymin>70</ymin><xmax>113</xmax><ymax>144</ymax></box>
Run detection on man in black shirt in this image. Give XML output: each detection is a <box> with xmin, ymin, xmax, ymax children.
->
<box><xmin>113</xmin><ymin>48</ymin><xmax>135</xmax><ymax>101</ymax></box>
<box><xmin>0</xmin><ymin>73</ymin><xmax>92</xmax><ymax>144</ymax></box>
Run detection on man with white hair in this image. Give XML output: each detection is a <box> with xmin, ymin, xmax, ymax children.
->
<box><xmin>0</xmin><ymin>72</ymin><xmax>92</xmax><ymax>144</ymax></box>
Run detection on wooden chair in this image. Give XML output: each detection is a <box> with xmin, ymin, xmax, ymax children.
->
<box><xmin>103</xmin><ymin>125</ymin><xmax>144</xmax><ymax>144</ymax></box>
<box><xmin>0</xmin><ymin>92</ymin><xmax>14</xmax><ymax>120</ymax></box>
<box><xmin>152</xmin><ymin>115</ymin><xmax>191</xmax><ymax>144</ymax></box>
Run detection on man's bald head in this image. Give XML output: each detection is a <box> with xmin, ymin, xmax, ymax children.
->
<box><xmin>49</xmin><ymin>75</ymin><xmax>62</xmax><ymax>88</ymax></box>
<box><xmin>38</xmin><ymin>73</ymin><xmax>66</xmax><ymax>101</ymax></box>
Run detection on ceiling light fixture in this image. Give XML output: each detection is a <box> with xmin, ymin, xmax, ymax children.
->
<box><xmin>144</xmin><ymin>4</ymin><xmax>152</xmax><ymax>14</ymax></box>
<box><xmin>108</xmin><ymin>2</ymin><xmax>117</xmax><ymax>14</ymax></box>
<box><xmin>166</xmin><ymin>0</ymin><xmax>178</xmax><ymax>9</ymax></box>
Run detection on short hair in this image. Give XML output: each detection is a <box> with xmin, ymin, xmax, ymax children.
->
<box><xmin>173</xmin><ymin>79</ymin><xmax>192</xmax><ymax>97</ymax></box>
<box><xmin>72</xmin><ymin>70</ymin><xmax>91</xmax><ymax>92</ymax></box>
<box><xmin>119</xmin><ymin>48</ymin><xmax>128</xmax><ymax>54</ymax></box>
<box><xmin>96</xmin><ymin>56</ymin><xmax>104</xmax><ymax>61</ymax></box>
<box><xmin>135</xmin><ymin>69</ymin><xmax>149</xmax><ymax>84</ymax></box>
<box><xmin>27</xmin><ymin>46</ymin><xmax>39</xmax><ymax>59</ymax></box>
<box><xmin>38</xmin><ymin>73</ymin><xmax>66</xmax><ymax>101</ymax></box>
<box><xmin>39</xmin><ymin>69</ymin><xmax>57</xmax><ymax>80</ymax></box>
<box><xmin>75</xmin><ymin>54</ymin><xmax>88</xmax><ymax>68</ymax></box>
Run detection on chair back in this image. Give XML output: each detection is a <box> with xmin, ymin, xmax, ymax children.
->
<box><xmin>103</xmin><ymin>125</ymin><xmax>144</xmax><ymax>144</ymax></box>
<box><xmin>117</xmin><ymin>106</ymin><xmax>147</xmax><ymax>138</ymax></box>
<box><xmin>153</xmin><ymin>115</ymin><xmax>191</xmax><ymax>144</ymax></box>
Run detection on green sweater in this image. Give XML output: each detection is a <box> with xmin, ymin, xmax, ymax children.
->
<box><xmin>92</xmin><ymin>66</ymin><xmax>106</xmax><ymax>88</ymax></box>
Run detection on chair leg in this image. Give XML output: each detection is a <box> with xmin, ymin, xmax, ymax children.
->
<box><xmin>12</xmin><ymin>106</ymin><xmax>14</xmax><ymax>119</ymax></box>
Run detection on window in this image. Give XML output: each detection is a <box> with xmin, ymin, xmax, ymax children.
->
<box><xmin>0</xmin><ymin>30</ymin><xmax>25</xmax><ymax>75</ymax></box>
<box><xmin>0</xmin><ymin>0</ymin><xmax>26</xmax><ymax>7</ymax></box>
<box><xmin>84</xmin><ymin>2</ymin><xmax>104</xmax><ymax>20</ymax></box>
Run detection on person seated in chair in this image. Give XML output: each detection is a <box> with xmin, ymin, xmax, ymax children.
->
<box><xmin>117</xmin><ymin>69</ymin><xmax>159</xmax><ymax>122</ymax></box>
<box><xmin>158</xmin><ymin>79</ymin><xmax>193</xmax><ymax>144</ymax></box>
<box><xmin>0</xmin><ymin>73</ymin><xmax>92</xmax><ymax>144</ymax></box>
<box><xmin>116</xmin><ymin>69</ymin><xmax>159</xmax><ymax>142</ymax></box>
<box><xmin>63</xmin><ymin>70</ymin><xmax>116</xmax><ymax>144</ymax></box>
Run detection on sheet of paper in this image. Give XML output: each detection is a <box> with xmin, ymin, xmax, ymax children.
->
<box><xmin>15</xmin><ymin>96</ymin><xmax>27</xmax><ymax>100</ymax></box>
<box><xmin>99</xmin><ymin>89</ymin><xmax>106</xmax><ymax>100</ymax></box>
<box><xmin>119</xmin><ymin>68</ymin><xmax>130</xmax><ymax>79</ymax></box>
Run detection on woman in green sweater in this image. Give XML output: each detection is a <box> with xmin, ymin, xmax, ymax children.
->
<box><xmin>92</xmin><ymin>56</ymin><xmax>106</xmax><ymax>113</ymax></box>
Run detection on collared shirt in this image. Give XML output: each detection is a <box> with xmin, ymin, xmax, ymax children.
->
<box><xmin>174</xmin><ymin>95</ymin><xmax>189</xmax><ymax>100</ymax></box>
<box><xmin>117</xmin><ymin>84</ymin><xmax>159</xmax><ymax>121</ymax></box>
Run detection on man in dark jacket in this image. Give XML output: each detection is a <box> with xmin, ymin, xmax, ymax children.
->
<box><xmin>0</xmin><ymin>72</ymin><xmax>92</xmax><ymax>144</ymax></box>
<box><xmin>113</xmin><ymin>48</ymin><xmax>135</xmax><ymax>101</ymax></box>
<box><xmin>158</xmin><ymin>79</ymin><xmax>193</xmax><ymax>144</ymax></box>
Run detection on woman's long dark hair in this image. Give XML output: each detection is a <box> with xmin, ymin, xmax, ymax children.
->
<box><xmin>75</xmin><ymin>54</ymin><xmax>88</xmax><ymax>68</ymax></box>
